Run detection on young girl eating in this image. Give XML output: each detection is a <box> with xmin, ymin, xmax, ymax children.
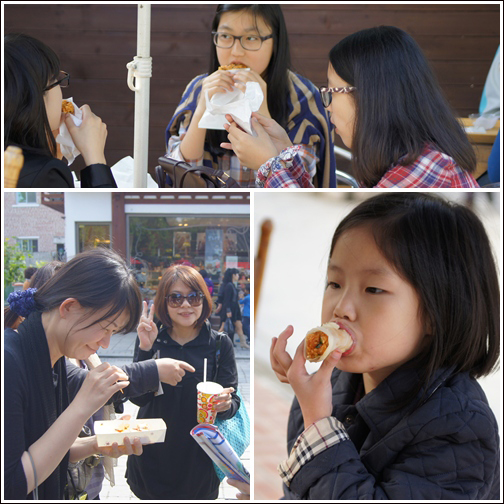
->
<box><xmin>165</xmin><ymin>4</ymin><xmax>335</xmax><ymax>188</ymax></box>
<box><xmin>225</xmin><ymin>26</ymin><xmax>480</xmax><ymax>188</ymax></box>
<box><xmin>270</xmin><ymin>193</ymin><xmax>499</xmax><ymax>499</ymax></box>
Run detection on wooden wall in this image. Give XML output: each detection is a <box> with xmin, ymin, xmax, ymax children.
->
<box><xmin>4</xmin><ymin>4</ymin><xmax>499</xmax><ymax>179</ymax></box>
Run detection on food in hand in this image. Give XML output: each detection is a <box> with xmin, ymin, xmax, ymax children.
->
<box><xmin>218</xmin><ymin>63</ymin><xmax>249</xmax><ymax>71</ymax></box>
<box><xmin>304</xmin><ymin>322</ymin><xmax>353</xmax><ymax>362</ymax></box>
<box><xmin>62</xmin><ymin>100</ymin><xmax>75</xmax><ymax>114</ymax></box>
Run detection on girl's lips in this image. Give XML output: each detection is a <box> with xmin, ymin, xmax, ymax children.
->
<box><xmin>333</xmin><ymin>321</ymin><xmax>356</xmax><ymax>356</ymax></box>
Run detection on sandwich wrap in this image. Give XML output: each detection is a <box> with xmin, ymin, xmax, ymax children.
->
<box><xmin>304</xmin><ymin>322</ymin><xmax>353</xmax><ymax>362</ymax></box>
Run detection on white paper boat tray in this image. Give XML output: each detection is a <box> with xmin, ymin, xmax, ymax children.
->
<box><xmin>94</xmin><ymin>418</ymin><xmax>167</xmax><ymax>447</ymax></box>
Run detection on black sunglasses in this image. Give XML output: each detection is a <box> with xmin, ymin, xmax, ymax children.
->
<box><xmin>167</xmin><ymin>292</ymin><xmax>204</xmax><ymax>308</ymax></box>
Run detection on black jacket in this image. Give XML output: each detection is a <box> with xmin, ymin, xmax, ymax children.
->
<box><xmin>284</xmin><ymin>364</ymin><xmax>500</xmax><ymax>500</ymax></box>
<box><xmin>126</xmin><ymin>321</ymin><xmax>239</xmax><ymax>500</ymax></box>
<box><xmin>16</xmin><ymin>150</ymin><xmax>117</xmax><ymax>188</ymax></box>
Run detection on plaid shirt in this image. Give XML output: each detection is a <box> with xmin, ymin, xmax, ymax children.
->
<box><xmin>261</xmin><ymin>143</ymin><xmax>480</xmax><ymax>188</ymax></box>
<box><xmin>376</xmin><ymin>144</ymin><xmax>479</xmax><ymax>187</ymax></box>
<box><xmin>278</xmin><ymin>417</ymin><xmax>349</xmax><ymax>486</ymax></box>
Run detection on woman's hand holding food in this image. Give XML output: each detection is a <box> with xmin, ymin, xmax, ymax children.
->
<box><xmin>156</xmin><ymin>358</ymin><xmax>195</xmax><ymax>386</ymax></box>
<box><xmin>73</xmin><ymin>362</ymin><xmax>129</xmax><ymax>416</ymax></box>
<box><xmin>138</xmin><ymin>301</ymin><xmax>158</xmax><ymax>351</ymax></box>
<box><xmin>251</xmin><ymin>112</ymin><xmax>292</xmax><ymax>153</ymax></box>
<box><xmin>64</xmin><ymin>104</ymin><xmax>107</xmax><ymax>166</ymax></box>
<box><xmin>221</xmin><ymin>116</ymin><xmax>278</xmax><ymax>170</ymax></box>
<box><xmin>214</xmin><ymin>387</ymin><xmax>235</xmax><ymax>412</ymax></box>
<box><xmin>227</xmin><ymin>478</ymin><xmax>250</xmax><ymax>500</ymax></box>
<box><xmin>271</xmin><ymin>326</ymin><xmax>342</xmax><ymax>429</ymax></box>
<box><xmin>195</xmin><ymin>70</ymin><xmax>236</xmax><ymax>117</ymax></box>
<box><xmin>231</xmin><ymin>69</ymin><xmax>270</xmax><ymax>118</ymax></box>
<box><xmin>96</xmin><ymin>435</ymin><xmax>143</xmax><ymax>458</ymax></box>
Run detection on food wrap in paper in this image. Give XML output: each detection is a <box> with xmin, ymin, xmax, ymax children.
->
<box><xmin>198</xmin><ymin>80</ymin><xmax>263</xmax><ymax>136</ymax></box>
<box><xmin>56</xmin><ymin>97</ymin><xmax>82</xmax><ymax>166</ymax></box>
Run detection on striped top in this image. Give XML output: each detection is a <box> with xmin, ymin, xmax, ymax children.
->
<box><xmin>165</xmin><ymin>70</ymin><xmax>336</xmax><ymax>188</ymax></box>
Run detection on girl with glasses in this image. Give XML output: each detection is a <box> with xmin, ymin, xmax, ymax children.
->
<box><xmin>126</xmin><ymin>265</ymin><xmax>240</xmax><ymax>500</ymax></box>
<box><xmin>4</xmin><ymin>33</ymin><xmax>116</xmax><ymax>188</ymax></box>
<box><xmin>165</xmin><ymin>4</ymin><xmax>336</xmax><ymax>188</ymax></box>
<box><xmin>225</xmin><ymin>26</ymin><xmax>479</xmax><ymax>188</ymax></box>
<box><xmin>270</xmin><ymin>193</ymin><xmax>499</xmax><ymax>499</ymax></box>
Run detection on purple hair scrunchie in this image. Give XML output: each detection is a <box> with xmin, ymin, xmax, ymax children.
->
<box><xmin>7</xmin><ymin>287</ymin><xmax>37</xmax><ymax>317</ymax></box>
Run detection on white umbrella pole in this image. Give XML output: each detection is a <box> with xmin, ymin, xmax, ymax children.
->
<box><xmin>126</xmin><ymin>4</ymin><xmax>152</xmax><ymax>188</ymax></box>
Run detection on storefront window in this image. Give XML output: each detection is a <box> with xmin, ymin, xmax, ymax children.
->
<box><xmin>127</xmin><ymin>215</ymin><xmax>250</xmax><ymax>301</ymax></box>
<box><xmin>77</xmin><ymin>223</ymin><xmax>112</xmax><ymax>252</ymax></box>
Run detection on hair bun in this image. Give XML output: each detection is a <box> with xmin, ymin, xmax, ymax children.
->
<box><xmin>7</xmin><ymin>288</ymin><xmax>37</xmax><ymax>317</ymax></box>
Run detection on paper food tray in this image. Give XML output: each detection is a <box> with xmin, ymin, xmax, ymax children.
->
<box><xmin>94</xmin><ymin>418</ymin><xmax>166</xmax><ymax>447</ymax></box>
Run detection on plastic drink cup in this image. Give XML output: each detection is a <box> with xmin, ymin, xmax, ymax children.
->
<box><xmin>197</xmin><ymin>381</ymin><xmax>223</xmax><ymax>424</ymax></box>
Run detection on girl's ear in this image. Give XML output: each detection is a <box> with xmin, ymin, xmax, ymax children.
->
<box><xmin>59</xmin><ymin>298</ymin><xmax>83</xmax><ymax>319</ymax></box>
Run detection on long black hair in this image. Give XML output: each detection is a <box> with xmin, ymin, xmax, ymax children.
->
<box><xmin>330</xmin><ymin>193</ymin><xmax>499</xmax><ymax>409</ymax></box>
<box><xmin>207</xmin><ymin>4</ymin><xmax>292</xmax><ymax>156</ymax></box>
<box><xmin>34</xmin><ymin>248</ymin><xmax>142</xmax><ymax>334</ymax></box>
<box><xmin>329</xmin><ymin>26</ymin><xmax>476</xmax><ymax>187</ymax></box>
<box><xmin>4</xmin><ymin>33</ymin><xmax>60</xmax><ymax>158</ymax></box>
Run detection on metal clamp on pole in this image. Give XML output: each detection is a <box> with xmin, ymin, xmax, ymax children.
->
<box><xmin>126</xmin><ymin>56</ymin><xmax>152</xmax><ymax>92</ymax></box>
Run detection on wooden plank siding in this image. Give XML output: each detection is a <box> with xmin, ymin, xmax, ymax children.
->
<box><xmin>4</xmin><ymin>4</ymin><xmax>499</xmax><ymax>180</ymax></box>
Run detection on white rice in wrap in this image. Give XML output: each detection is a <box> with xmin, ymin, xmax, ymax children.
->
<box><xmin>304</xmin><ymin>322</ymin><xmax>353</xmax><ymax>362</ymax></box>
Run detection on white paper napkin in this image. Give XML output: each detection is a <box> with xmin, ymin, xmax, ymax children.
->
<box><xmin>198</xmin><ymin>81</ymin><xmax>264</xmax><ymax>135</ymax></box>
<box><xmin>56</xmin><ymin>97</ymin><xmax>82</xmax><ymax>166</ymax></box>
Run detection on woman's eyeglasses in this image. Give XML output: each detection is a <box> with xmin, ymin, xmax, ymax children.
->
<box><xmin>44</xmin><ymin>71</ymin><xmax>70</xmax><ymax>91</ymax></box>
<box><xmin>167</xmin><ymin>292</ymin><xmax>204</xmax><ymax>308</ymax></box>
<box><xmin>212</xmin><ymin>31</ymin><xmax>273</xmax><ymax>51</ymax></box>
<box><xmin>319</xmin><ymin>86</ymin><xmax>356</xmax><ymax>108</ymax></box>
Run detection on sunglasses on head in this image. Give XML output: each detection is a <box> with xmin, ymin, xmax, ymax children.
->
<box><xmin>166</xmin><ymin>291</ymin><xmax>204</xmax><ymax>308</ymax></box>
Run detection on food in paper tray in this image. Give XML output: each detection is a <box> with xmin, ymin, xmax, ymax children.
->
<box><xmin>305</xmin><ymin>322</ymin><xmax>353</xmax><ymax>362</ymax></box>
<box><xmin>218</xmin><ymin>63</ymin><xmax>249</xmax><ymax>71</ymax></box>
<box><xmin>62</xmin><ymin>100</ymin><xmax>75</xmax><ymax>114</ymax></box>
<box><xmin>94</xmin><ymin>418</ymin><xmax>167</xmax><ymax>447</ymax></box>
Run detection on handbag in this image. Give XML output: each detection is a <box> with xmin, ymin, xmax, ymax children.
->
<box><xmin>212</xmin><ymin>333</ymin><xmax>250</xmax><ymax>481</ymax></box>
<box><xmin>223</xmin><ymin>317</ymin><xmax>235</xmax><ymax>339</ymax></box>
<box><xmin>155</xmin><ymin>156</ymin><xmax>241</xmax><ymax>188</ymax></box>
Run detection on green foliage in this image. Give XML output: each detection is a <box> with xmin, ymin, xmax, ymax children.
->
<box><xmin>4</xmin><ymin>238</ymin><xmax>33</xmax><ymax>289</ymax></box>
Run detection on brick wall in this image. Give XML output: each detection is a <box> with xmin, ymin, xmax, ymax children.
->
<box><xmin>4</xmin><ymin>192</ymin><xmax>66</xmax><ymax>264</ymax></box>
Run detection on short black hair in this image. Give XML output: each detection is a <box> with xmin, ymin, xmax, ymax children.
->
<box><xmin>24</xmin><ymin>267</ymin><xmax>38</xmax><ymax>280</ymax></box>
<box><xmin>330</xmin><ymin>193</ymin><xmax>499</xmax><ymax>407</ymax></box>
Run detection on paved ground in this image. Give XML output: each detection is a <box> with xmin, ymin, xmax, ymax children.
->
<box><xmin>96</xmin><ymin>331</ymin><xmax>250</xmax><ymax>501</ymax></box>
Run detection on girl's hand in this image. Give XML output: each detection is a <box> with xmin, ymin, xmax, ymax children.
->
<box><xmin>221</xmin><ymin>116</ymin><xmax>278</xmax><ymax>170</ymax></box>
<box><xmin>156</xmin><ymin>358</ymin><xmax>195</xmax><ymax>386</ymax></box>
<box><xmin>288</xmin><ymin>341</ymin><xmax>342</xmax><ymax>429</ymax></box>
<box><xmin>195</xmin><ymin>70</ymin><xmax>236</xmax><ymax>116</ymax></box>
<box><xmin>96</xmin><ymin>436</ymin><xmax>143</xmax><ymax>457</ymax></box>
<box><xmin>214</xmin><ymin>387</ymin><xmax>235</xmax><ymax>412</ymax></box>
<box><xmin>270</xmin><ymin>325</ymin><xmax>295</xmax><ymax>384</ymax></box>
<box><xmin>138</xmin><ymin>301</ymin><xmax>158</xmax><ymax>351</ymax></box>
<box><xmin>73</xmin><ymin>363</ymin><xmax>129</xmax><ymax>416</ymax></box>
<box><xmin>64</xmin><ymin>104</ymin><xmax>107</xmax><ymax>166</ymax></box>
<box><xmin>250</xmin><ymin>113</ymin><xmax>292</xmax><ymax>153</ymax></box>
<box><xmin>231</xmin><ymin>69</ymin><xmax>270</xmax><ymax>117</ymax></box>
<box><xmin>227</xmin><ymin>478</ymin><xmax>250</xmax><ymax>500</ymax></box>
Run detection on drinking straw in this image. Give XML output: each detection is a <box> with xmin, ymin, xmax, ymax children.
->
<box><xmin>203</xmin><ymin>358</ymin><xmax>207</xmax><ymax>383</ymax></box>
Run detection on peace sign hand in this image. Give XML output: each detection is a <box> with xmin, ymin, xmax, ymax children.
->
<box><xmin>137</xmin><ymin>301</ymin><xmax>158</xmax><ymax>351</ymax></box>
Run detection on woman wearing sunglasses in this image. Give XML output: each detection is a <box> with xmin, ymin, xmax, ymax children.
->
<box><xmin>224</xmin><ymin>26</ymin><xmax>479</xmax><ymax>188</ymax></box>
<box><xmin>126</xmin><ymin>265</ymin><xmax>240</xmax><ymax>500</ymax></box>
<box><xmin>165</xmin><ymin>4</ymin><xmax>336</xmax><ymax>188</ymax></box>
<box><xmin>5</xmin><ymin>33</ymin><xmax>116</xmax><ymax>188</ymax></box>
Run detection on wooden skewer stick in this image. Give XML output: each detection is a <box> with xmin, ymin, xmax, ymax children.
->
<box><xmin>254</xmin><ymin>219</ymin><xmax>273</xmax><ymax>323</ymax></box>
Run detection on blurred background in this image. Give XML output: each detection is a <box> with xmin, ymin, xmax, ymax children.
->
<box><xmin>4</xmin><ymin>3</ymin><xmax>499</xmax><ymax>181</ymax></box>
<box><xmin>254</xmin><ymin>191</ymin><xmax>501</xmax><ymax>500</ymax></box>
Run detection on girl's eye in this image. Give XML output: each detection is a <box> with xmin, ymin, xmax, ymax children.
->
<box><xmin>366</xmin><ymin>287</ymin><xmax>384</xmax><ymax>294</ymax></box>
<box><xmin>245</xmin><ymin>35</ymin><xmax>259</xmax><ymax>42</ymax></box>
<box><xmin>326</xmin><ymin>281</ymin><xmax>340</xmax><ymax>289</ymax></box>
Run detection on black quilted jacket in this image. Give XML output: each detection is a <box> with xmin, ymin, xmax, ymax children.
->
<box><xmin>284</xmin><ymin>364</ymin><xmax>500</xmax><ymax>499</ymax></box>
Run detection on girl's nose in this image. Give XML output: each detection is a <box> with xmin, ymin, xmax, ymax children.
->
<box><xmin>332</xmin><ymin>289</ymin><xmax>357</xmax><ymax>321</ymax></box>
<box><xmin>99</xmin><ymin>333</ymin><xmax>111</xmax><ymax>349</ymax></box>
<box><xmin>231</xmin><ymin>38</ymin><xmax>245</xmax><ymax>56</ymax></box>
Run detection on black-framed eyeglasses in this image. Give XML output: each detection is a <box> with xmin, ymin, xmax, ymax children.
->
<box><xmin>319</xmin><ymin>86</ymin><xmax>356</xmax><ymax>108</ymax></box>
<box><xmin>44</xmin><ymin>71</ymin><xmax>70</xmax><ymax>91</ymax></box>
<box><xmin>166</xmin><ymin>291</ymin><xmax>204</xmax><ymax>308</ymax></box>
<box><xmin>212</xmin><ymin>31</ymin><xmax>273</xmax><ymax>51</ymax></box>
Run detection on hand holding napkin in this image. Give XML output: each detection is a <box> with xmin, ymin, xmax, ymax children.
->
<box><xmin>56</xmin><ymin>97</ymin><xmax>82</xmax><ymax>165</ymax></box>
